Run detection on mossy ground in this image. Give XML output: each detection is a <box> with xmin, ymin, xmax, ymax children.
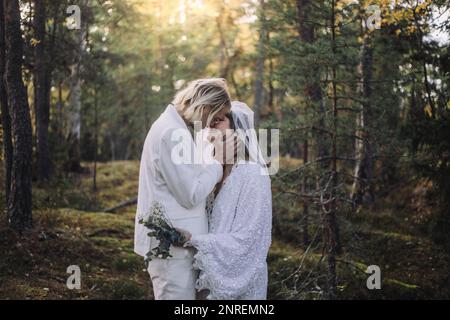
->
<box><xmin>0</xmin><ymin>160</ymin><xmax>449</xmax><ymax>299</ymax></box>
<box><xmin>0</xmin><ymin>161</ymin><xmax>151</xmax><ymax>299</ymax></box>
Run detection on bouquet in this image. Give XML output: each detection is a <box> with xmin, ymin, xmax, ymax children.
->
<box><xmin>138</xmin><ymin>201</ymin><xmax>184</xmax><ymax>266</ymax></box>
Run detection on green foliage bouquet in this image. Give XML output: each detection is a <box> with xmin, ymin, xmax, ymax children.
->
<box><xmin>138</xmin><ymin>201</ymin><xmax>183</xmax><ymax>266</ymax></box>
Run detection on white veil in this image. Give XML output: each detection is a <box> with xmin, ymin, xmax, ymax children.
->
<box><xmin>230</xmin><ymin>101</ymin><xmax>267</xmax><ymax>172</ymax></box>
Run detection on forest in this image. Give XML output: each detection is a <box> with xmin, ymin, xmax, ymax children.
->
<box><xmin>0</xmin><ymin>0</ymin><xmax>449</xmax><ymax>299</ymax></box>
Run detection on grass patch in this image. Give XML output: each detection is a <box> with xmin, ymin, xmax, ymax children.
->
<box><xmin>1</xmin><ymin>160</ymin><xmax>449</xmax><ymax>299</ymax></box>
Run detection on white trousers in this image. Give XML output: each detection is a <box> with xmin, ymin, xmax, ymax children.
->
<box><xmin>147</xmin><ymin>256</ymin><xmax>198</xmax><ymax>300</ymax></box>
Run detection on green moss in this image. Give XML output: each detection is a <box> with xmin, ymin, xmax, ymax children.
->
<box><xmin>109</xmin><ymin>280</ymin><xmax>148</xmax><ymax>300</ymax></box>
<box><xmin>2</xmin><ymin>160</ymin><xmax>450</xmax><ymax>300</ymax></box>
<box><xmin>113</xmin><ymin>255</ymin><xmax>143</xmax><ymax>272</ymax></box>
<box><xmin>385</xmin><ymin>279</ymin><xmax>420</xmax><ymax>290</ymax></box>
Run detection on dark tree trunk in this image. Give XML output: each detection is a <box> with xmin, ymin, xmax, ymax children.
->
<box><xmin>215</xmin><ymin>12</ymin><xmax>242</xmax><ymax>101</ymax></box>
<box><xmin>57</xmin><ymin>81</ymin><xmax>64</xmax><ymax>144</ymax></box>
<box><xmin>93</xmin><ymin>88</ymin><xmax>98</xmax><ymax>192</ymax></box>
<box><xmin>253</xmin><ymin>0</ymin><xmax>266</xmax><ymax>127</ymax></box>
<box><xmin>0</xmin><ymin>0</ymin><xmax>13</xmax><ymax>203</ymax></box>
<box><xmin>268</xmin><ymin>54</ymin><xmax>274</xmax><ymax>113</ymax></box>
<box><xmin>301</xmin><ymin>140</ymin><xmax>309</xmax><ymax>245</ymax></box>
<box><xmin>296</xmin><ymin>0</ymin><xmax>323</xmax><ymax>247</ymax></box>
<box><xmin>323</xmin><ymin>0</ymin><xmax>340</xmax><ymax>299</ymax></box>
<box><xmin>4</xmin><ymin>0</ymin><xmax>33</xmax><ymax>231</ymax></box>
<box><xmin>34</xmin><ymin>0</ymin><xmax>53</xmax><ymax>181</ymax></box>
<box><xmin>296</xmin><ymin>0</ymin><xmax>326</xmax><ymax>159</ymax></box>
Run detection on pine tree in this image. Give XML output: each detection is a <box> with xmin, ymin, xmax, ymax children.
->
<box><xmin>4</xmin><ymin>0</ymin><xmax>33</xmax><ymax>231</ymax></box>
<box><xmin>0</xmin><ymin>0</ymin><xmax>12</xmax><ymax>204</ymax></box>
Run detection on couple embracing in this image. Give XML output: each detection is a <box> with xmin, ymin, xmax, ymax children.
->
<box><xmin>134</xmin><ymin>78</ymin><xmax>272</xmax><ymax>300</ymax></box>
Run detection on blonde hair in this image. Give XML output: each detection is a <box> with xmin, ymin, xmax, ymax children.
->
<box><xmin>172</xmin><ymin>78</ymin><xmax>231</xmax><ymax>127</ymax></box>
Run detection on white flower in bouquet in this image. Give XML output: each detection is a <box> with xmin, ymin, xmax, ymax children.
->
<box><xmin>138</xmin><ymin>201</ymin><xmax>183</xmax><ymax>266</ymax></box>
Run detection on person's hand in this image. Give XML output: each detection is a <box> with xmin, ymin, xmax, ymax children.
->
<box><xmin>173</xmin><ymin>227</ymin><xmax>192</xmax><ymax>247</ymax></box>
<box><xmin>212</xmin><ymin>130</ymin><xmax>238</xmax><ymax>164</ymax></box>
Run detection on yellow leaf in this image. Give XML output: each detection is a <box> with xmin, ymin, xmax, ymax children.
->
<box><xmin>30</xmin><ymin>38</ymin><xmax>41</xmax><ymax>47</ymax></box>
<box><xmin>424</xmin><ymin>104</ymin><xmax>432</xmax><ymax>118</ymax></box>
<box><xmin>447</xmin><ymin>101</ymin><xmax>450</xmax><ymax>110</ymax></box>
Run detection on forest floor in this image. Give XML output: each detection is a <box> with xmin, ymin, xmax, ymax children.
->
<box><xmin>0</xmin><ymin>160</ymin><xmax>449</xmax><ymax>299</ymax></box>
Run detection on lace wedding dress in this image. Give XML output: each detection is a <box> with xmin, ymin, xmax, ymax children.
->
<box><xmin>187</xmin><ymin>162</ymin><xmax>272</xmax><ymax>300</ymax></box>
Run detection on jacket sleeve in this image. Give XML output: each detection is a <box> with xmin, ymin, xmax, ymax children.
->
<box><xmin>156</xmin><ymin>127</ymin><xmax>223</xmax><ymax>209</ymax></box>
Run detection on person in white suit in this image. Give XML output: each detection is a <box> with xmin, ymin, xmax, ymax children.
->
<box><xmin>134</xmin><ymin>78</ymin><xmax>232</xmax><ymax>300</ymax></box>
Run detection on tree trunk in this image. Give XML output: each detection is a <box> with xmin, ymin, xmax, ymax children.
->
<box><xmin>93</xmin><ymin>88</ymin><xmax>98</xmax><ymax>192</ymax></box>
<box><xmin>296</xmin><ymin>0</ymin><xmax>326</xmax><ymax>160</ymax></box>
<box><xmin>412</xmin><ymin>11</ymin><xmax>435</xmax><ymax>117</ymax></box>
<box><xmin>34</xmin><ymin>0</ymin><xmax>53</xmax><ymax>181</ymax></box>
<box><xmin>296</xmin><ymin>0</ymin><xmax>323</xmax><ymax>246</ymax></box>
<box><xmin>268</xmin><ymin>53</ymin><xmax>274</xmax><ymax>113</ymax></box>
<box><xmin>253</xmin><ymin>0</ymin><xmax>266</xmax><ymax>127</ymax></box>
<box><xmin>301</xmin><ymin>140</ymin><xmax>309</xmax><ymax>245</ymax></box>
<box><xmin>0</xmin><ymin>0</ymin><xmax>13</xmax><ymax>203</ymax></box>
<box><xmin>323</xmin><ymin>0</ymin><xmax>340</xmax><ymax>299</ymax></box>
<box><xmin>296</xmin><ymin>0</ymin><xmax>312</xmax><ymax>247</ymax></box>
<box><xmin>351</xmin><ymin>21</ymin><xmax>375</xmax><ymax>207</ymax></box>
<box><xmin>4</xmin><ymin>0</ymin><xmax>33</xmax><ymax>231</ymax></box>
<box><xmin>215</xmin><ymin>6</ymin><xmax>242</xmax><ymax>101</ymax></box>
<box><xmin>56</xmin><ymin>80</ymin><xmax>64</xmax><ymax>144</ymax></box>
<box><xmin>66</xmin><ymin>0</ymin><xmax>87</xmax><ymax>172</ymax></box>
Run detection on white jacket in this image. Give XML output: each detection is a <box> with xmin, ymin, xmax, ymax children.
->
<box><xmin>134</xmin><ymin>104</ymin><xmax>223</xmax><ymax>259</ymax></box>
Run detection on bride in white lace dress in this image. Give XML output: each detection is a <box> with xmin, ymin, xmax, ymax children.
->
<box><xmin>177</xmin><ymin>101</ymin><xmax>272</xmax><ymax>300</ymax></box>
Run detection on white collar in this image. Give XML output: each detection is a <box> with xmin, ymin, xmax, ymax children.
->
<box><xmin>164</xmin><ymin>103</ymin><xmax>189</xmax><ymax>130</ymax></box>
